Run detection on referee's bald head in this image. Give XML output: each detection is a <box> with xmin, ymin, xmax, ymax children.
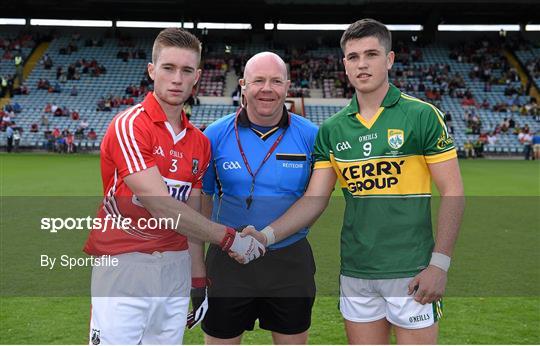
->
<box><xmin>243</xmin><ymin>52</ymin><xmax>288</xmax><ymax>81</ymax></box>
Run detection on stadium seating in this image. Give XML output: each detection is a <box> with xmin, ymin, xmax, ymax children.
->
<box><xmin>1</xmin><ymin>30</ymin><xmax>538</xmax><ymax>156</ymax></box>
<box><xmin>0</xmin><ymin>32</ymin><xmax>36</xmax><ymax>78</ymax></box>
<box><xmin>514</xmin><ymin>45</ymin><xmax>540</xmax><ymax>86</ymax></box>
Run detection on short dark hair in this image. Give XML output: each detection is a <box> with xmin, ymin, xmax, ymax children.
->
<box><xmin>152</xmin><ymin>28</ymin><xmax>202</xmax><ymax>63</ymax></box>
<box><xmin>340</xmin><ymin>18</ymin><xmax>392</xmax><ymax>53</ymax></box>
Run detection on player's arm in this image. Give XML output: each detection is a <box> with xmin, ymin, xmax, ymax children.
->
<box><xmin>270</xmin><ymin>167</ymin><xmax>336</xmax><ymax>241</ymax></box>
<box><xmin>429</xmin><ymin>157</ymin><xmax>465</xmax><ymax>257</ymax></box>
<box><xmin>242</xmin><ymin>167</ymin><xmax>337</xmax><ymax>246</ymax></box>
<box><xmin>124</xmin><ymin>166</ymin><xmax>225</xmax><ymax>244</ymax></box>
<box><xmin>408</xmin><ymin>158</ymin><xmax>464</xmax><ymax>304</ymax></box>
<box><xmin>123</xmin><ymin>166</ymin><xmax>265</xmax><ymax>264</ymax></box>
<box><xmin>186</xmin><ymin>188</ymin><xmax>206</xmax><ymax>278</ymax></box>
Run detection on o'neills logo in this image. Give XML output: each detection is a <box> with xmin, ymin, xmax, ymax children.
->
<box><xmin>409</xmin><ymin>313</ymin><xmax>430</xmax><ymax>323</ymax></box>
<box><xmin>341</xmin><ymin>160</ymin><xmax>404</xmax><ymax>193</ymax></box>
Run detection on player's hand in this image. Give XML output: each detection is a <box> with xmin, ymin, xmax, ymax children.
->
<box><xmin>186</xmin><ymin>278</ymin><xmax>209</xmax><ymax>329</ymax></box>
<box><xmin>221</xmin><ymin>226</ymin><xmax>265</xmax><ymax>264</ymax></box>
<box><xmin>407</xmin><ymin>265</ymin><xmax>447</xmax><ymax>305</ymax></box>
<box><xmin>239</xmin><ymin>225</ymin><xmax>267</xmax><ymax>246</ymax></box>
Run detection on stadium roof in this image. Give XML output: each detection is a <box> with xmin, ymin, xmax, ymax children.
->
<box><xmin>1</xmin><ymin>0</ymin><xmax>538</xmax><ymax>27</ymax></box>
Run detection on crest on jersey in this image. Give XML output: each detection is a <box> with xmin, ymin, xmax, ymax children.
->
<box><xmin>91</xmin><ymin>329</ymin><xmax>100</xmax><ymax>345</ymax></box>
<box><xmin>388</xmin><ymin>129</ymin><xmax>404</xmax><ymax>150</ymax></box>
<box><xmin>192</xmin><ymin>159</ymin><xmax>199</xmax><ymax>175</ymax></box>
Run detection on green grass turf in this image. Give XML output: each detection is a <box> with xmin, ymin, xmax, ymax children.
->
<box><xmin>0</xmin><ymin>153</ymin><xmax>539</xmax><ymax>344</ymax></box>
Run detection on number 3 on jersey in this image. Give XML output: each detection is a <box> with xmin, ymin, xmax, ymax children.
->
<box><xmin>169</xmin><ymin>159</ymin><xmax>178</xmax><ymax>173</ymax></box>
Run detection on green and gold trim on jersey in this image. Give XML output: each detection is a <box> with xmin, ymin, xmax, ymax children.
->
<box><xmin>433</xmin><ymin>299</ymin><xmax>443</xmax><ymax>322</ymax></box>
<box><xmin>315</xmin><ymin>148</ymin><xmax>456</xmax><ymax>169</ymax></box>
<box><xmin>425</xmin><ymin>148</ymin><xmax>457</xmax><ymax>164</ymax></box>
<box><xmin>355</xmin><ymin>107</ymin><xmax>385</xmax><ymax>129</ymax></box>
<box><xmin>401</xmin><ymin>93</ymin><xmax>447</xmax><ymax>127</ymax></box>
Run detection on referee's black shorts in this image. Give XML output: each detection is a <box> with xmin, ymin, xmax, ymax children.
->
<box><xmin>202</xmin><ymin>237</ymin><xmax>316</xmax><ymax>339</ymax></box>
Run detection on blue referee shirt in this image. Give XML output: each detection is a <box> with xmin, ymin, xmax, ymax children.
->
<box><xmin>202</xmin><ymin>106</ymin><xmax>318</xmax><ymax>249</ymax></box>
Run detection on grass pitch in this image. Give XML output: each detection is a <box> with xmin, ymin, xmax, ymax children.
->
<box><xmin>0</xmin><ymin>153</ymin><xmax>539</xmax><ymax>344</ymax></box>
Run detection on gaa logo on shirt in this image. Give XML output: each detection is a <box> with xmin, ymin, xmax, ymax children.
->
<box><xmin>336</xmin><ymin>141</ymin><xmax>352</xmax><ymax>152</ymax></box>
<box><xmin>223</xmin><ymin>161</ymin><xmax>242</xmax><ymax>170</ymax></box>
<box><xmin>388</xmin><ymin>129</ymin><xmax>404</xmax><ymax>150</ymax></box>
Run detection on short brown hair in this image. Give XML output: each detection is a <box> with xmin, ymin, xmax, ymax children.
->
<box><xmin>340</xmin><ymin>18</ymin><xmax>392</xmax><ymax>54</ymax></box>
<box><xmin>152</xmin><ymin>28</ymin><xmax>202</xmax><ymax>63</ymax></box>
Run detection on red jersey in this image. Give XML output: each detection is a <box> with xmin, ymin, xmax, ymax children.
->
<box><xmin>84</xmin><ymin>93</ymin><xmax>210</xmax><ymax>255</ymax></box>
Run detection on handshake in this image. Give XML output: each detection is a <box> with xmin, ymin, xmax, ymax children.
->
<box><xmin>220</xmin><ymin>225</ymin><xmax>274</xmax><ymax>264</ymax></box>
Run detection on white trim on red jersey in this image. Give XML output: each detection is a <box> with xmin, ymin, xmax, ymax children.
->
<box><xmin>164</xmin><ymin>122</ymin><xmax>187</xmax><ymax>144</ymax></box>
<box><xmin>115</xmin><ymin>105</ymin><xmax>147</xmax><ymax>174</ymax></box>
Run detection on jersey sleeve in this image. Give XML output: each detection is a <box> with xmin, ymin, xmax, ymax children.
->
<box><xmin>202</xmin><ymin>125</ymin><xmax>219</xmax><ymax>195</ymax></box>
<box><xmin>419</xmin><ymin>105</ymin><xmax>457</xmax><ymax>164</ymax></box>
<box><xmin>308</xmin><ymin>123</ymin><xmax>319</xmax><ymax>171</ymax></box>
<box><xmin>313</xmin><ymin>122</ymin><xmax>334</xmax><ymax>169</ymax></box>
<box><xmin>193</xmin><ymin>135</ymin><xmax>211</xmax><ymax>189</ymax></box>
<box><xmin>107</xmin><ymin>109</ymin><xmax>156</xmax><ymax>179</ymax></box>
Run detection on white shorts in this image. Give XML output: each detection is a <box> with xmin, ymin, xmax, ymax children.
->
<box><xmin>89</xmin><ymin>251</ymin><xmax>191</xmax><ymax>345</ymax></box>
<box><xmin>339</xmin><ymin>275</ymin><xmax>442</xmax><ymax>329</ymax></box>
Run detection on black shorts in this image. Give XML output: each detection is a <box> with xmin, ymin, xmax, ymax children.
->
<box><xmin>202</xmin><ymin>237</ymin><xmax>316</xmax><ymax>339</ymax></box>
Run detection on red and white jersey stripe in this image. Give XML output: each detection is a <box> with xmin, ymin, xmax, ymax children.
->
<box><xmin>114</xmin><ymin>105</ymin><xmax>147</xmax><ymax>174</ymax></box>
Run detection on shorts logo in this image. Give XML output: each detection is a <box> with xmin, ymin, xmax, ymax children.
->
<box><xmin>388</xmin><ymin>129</ymin><xmax>404</xmax><ymax>150</ymax></box>
<box><xmin>192</xmin><ymin>159</ymin><xmax>199</xmax><ymax>175</ymax></box>
<box><xmin>91</xmin><ymin>328</ymin><xmax>100</xmax><ymax>345</ymax></box>
<box><xmin>409</xmin><ymin>313</ymin><xmax>430</xmax><ymax>323</ymax></box>
<box><xmin>223</xmin><ymin>161</ymin><xmax>242</xmax><ymax>170</ymax></box>
<box><xmin>336</xmin><ymin>141</ymin><xmax>352</xmax><ymax>152</ymax></box>
<box><xmin>153</xmin><ymin>145</ymin><xmax>165</xmax><ymax>157</ymax></box>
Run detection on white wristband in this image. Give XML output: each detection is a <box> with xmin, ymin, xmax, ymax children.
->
<box><xmin>260</xmin><ymin>226</ymin><xmax>276</xmax><ymax>246</ymax></box>
<box><xmin>429</xmin><ymin>252</ymin><xmax>451</xmax><ymax>272</ymax></box>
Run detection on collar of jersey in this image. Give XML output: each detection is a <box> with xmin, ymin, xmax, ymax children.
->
<box><xmin>345</xmin><ymin>83</ymin><xmax>401</xmax><ymax>117</ymax></box>
<box><xmin>236</xmin><ymin>105</ymin><xmax>290</xmax><ymax>129</ymax></box>
<box><xmin>141</xmin><ymin>92</ymin><xmax>193</xmax><ymax>130</ymax></box>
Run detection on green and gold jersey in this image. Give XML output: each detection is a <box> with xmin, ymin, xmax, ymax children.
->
<box><xmin>314</xmin><ymin>84</ymin><xmax>456</xmax><ymax>279</ymax></box>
